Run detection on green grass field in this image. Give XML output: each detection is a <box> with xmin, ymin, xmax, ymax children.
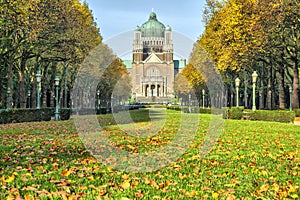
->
<box><xmin>0</xmin><ymin>109</ymin><xmax>299</xmax><ymax>199</ymax></box>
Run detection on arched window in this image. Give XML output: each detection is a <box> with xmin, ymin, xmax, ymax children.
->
<box><xmin>146</xmin><ymin>67</ymin><xmax>160</xmax><ymax>77</ymax></box>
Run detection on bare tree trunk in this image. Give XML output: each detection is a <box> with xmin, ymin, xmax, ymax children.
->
<box><xmin>64</xmin><ymin>68</ymin><xmax>68</xmax><ymax>108</ymax></box>
<box><xmin>292</xmin><ymin>60</ymin><xmax>299</xmax><ymax>109</ymax></box>
<box><xmin>32</xmin><ymin>57</ymin><xmax>39</xmax><ymax>109</ymax></box>
<box><xmin>244</xmin><ymin>71</ymin><xmax>248</xmax><ymax>108</ymax></box>
<box><xmin>50</xmin><ymin>62</ymin><xmax>57</xmax><ymax>108</ymax></box>
<box><xmin>278</xmin><ymin>66</ymin><xmax>285</xmax><ymax>109</ymax></box>
<box><xmin>19</xmin><ymin>56</ymin><xmax>27</xmax><ymax>108</ymax></box>
<box><xmin>0</xmin><ymin>67</ymin><xmax>4</xmax><ymax>108</ymax></box>
<box><xmin>267</xmin><ymin>67</ymin><xmax>272</xmax><ymax>110</ymax></box>
<box><xmin>259</xmin><ymin>69</ymin><xmax>264</xmax><ymax>109</ymax></box>
<box><xmin>7</xmin><ymin>55</ymin><xmax>13</xmax><ymax>108</ymax></box>
<box><xmin>41</xmin><ymin>63</ymin><xmax>50</xmax><ymax>108</ymax></box>
<box><xmin>60</xmin><ymin>64</ymin><xmax>68</xmax><ymax>108</ymax></box>
<box><xmin>271</xmin><ymin>68</ymin><xmax>276</xmax><ymax>109</ymax></box>
<box><xmin>230</xmin><ymin>83</ymin><xmax>233</xmax><ymax>107</ymax></box>
<box><xmin>224</xmin><ymin>85</ymin><xmax>228</xmax><ymax>107</ymax></box>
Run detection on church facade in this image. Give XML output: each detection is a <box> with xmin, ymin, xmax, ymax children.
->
<box><xmin>124</xmin><ymin>11</ymin><xmax>186</xmax><ymax>103</ymax></box>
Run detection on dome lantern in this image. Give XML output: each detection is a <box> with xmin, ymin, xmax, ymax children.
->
<box><xmin>141</xmin><ymin>12</ymin><xmax>166</xmax><ymax>37</ymax></box>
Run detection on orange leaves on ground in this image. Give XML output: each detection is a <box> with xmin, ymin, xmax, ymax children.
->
<box><xmin>135</xmin><ymin>190</ymin><xmax>144</xmax><ymax>198</ymax></box>
<box><xmin>259</xmin><ymin>184</ymin><xmax>269</xmax><ymax>193</ymax></box>
<box><xmin>254</xmin><ymin>181</ymin><xmax>299</xmax><ymax>199</ymax></box>
<box><xmin>24</xmin><ymin>194</ymin><xmax>34</xmax><ymax>200</ymax></box>
<box><xmin>61</xmin><ymin>169</ymin><xmax>71</xmax><ymax>177</ymax></box>
<box><xmin>22</xmin><ymin>186</ymin><xmax>38</xmax><ymax>191</ymax></box>
<box><xmin>52</xmin><ymin>163</ymin><xmax>59</xmax><ymax>170</ymax></box>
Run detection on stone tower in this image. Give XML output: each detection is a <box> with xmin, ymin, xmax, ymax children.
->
<box><xmin>131</xmin><ymin>11</ymin><xmax>174</xmax><ymax>102</ymax></box>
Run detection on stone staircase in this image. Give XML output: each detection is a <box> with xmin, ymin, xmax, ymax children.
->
<box><xmin>136</xmin><ymin>96</ymin><xmax>172</xmax><ymax>103</ymax></box>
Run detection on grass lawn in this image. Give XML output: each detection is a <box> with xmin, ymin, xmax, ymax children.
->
<box><xmin>0</xmin><ymin>109</ymin><xmax>299</xmax><ymax>199</ymax></box>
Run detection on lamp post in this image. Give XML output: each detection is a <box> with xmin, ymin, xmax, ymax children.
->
<box><xmin>252</xmin><ymin>71</ymin><xmax>258</xmax><ymax>111</ymax></box>
<box><xmin>202</xmin><ymin>89</ymin><xmax>205</xmax><ymax>109</ymax></box>
<box><xmin>7</xmin><ymin>87</ymin><xmax>11</xmax><ymax>109</ymax></box>
<box><xmin>35</xmin><ymin>72</ymin><xmax>41</xmax><ymax>109</ymax></box>
<box><xmin>28</xmin><ymin>90</ymin><xmax>31</xmax><ymax>108</ymax></box>
<box><xmin>289</xmin><ymin>86</ymin><xmax>292</xmax><ymax>111</ymax></box>
<box><xmin>54</xmin><ymin>77</ymin><xmax>60</xmax><ymax>121</ymax></box>
<box><xmin>97</xmin><ymin>90</ymin><xmax>100</xmax><ymax>110</ymax></box>
<box><xmin>235</xmin><ymin>78</ymin><xmax>240</xmax><ymax>107</ymax></box>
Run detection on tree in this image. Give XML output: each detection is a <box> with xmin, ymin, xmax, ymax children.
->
<box><xmin>0</xmin><ymin>0</ymin><xmax>102</xmax><ymax>109</ymax></box>
<box><xmin>197</xmin><ymin>0</ymin><xmax>300</xmax><ymax>109</ymax></box>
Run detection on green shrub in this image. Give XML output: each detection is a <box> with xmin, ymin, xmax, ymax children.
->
<box><xmin>222</xmin><ymin>107</ymin><xmax>230</xmax><ymax>119</ymax></box>
<box><xmin>60</xmin><ymin>108</ymin><xmax>71</xmax><ymax>120</ymax></box>
<box><xmin>248</xmin><ymin>110</ymin><xmax>295</xmax><ymax>123</ymax></box>
<box><xmin>222</xmin><ymin>107</ymin><xmax>244</xmax><ymax>120</ymax></box>
<box><xmin>167</xmin><ymin>105</ymin><xmax>181</xmax><ymax>111</ymax></box>
<box><xmin>0</xmin><ymin>108</ymin><xmax>52</xmax><ymax>124</ymax></box>
<box><xmin>199</xmin><ymin>108</ymin><xmax>211</xmax><ymax>114</ymax></box>
<box><xmin>294</xmin><ymin>109</ymin><xmax>300</xmax><ymax>117</ymax></box>
<box><xmin>229</xmin><ymin>106</ymin><xmax>244</xmax><ymax>120</ymax></box>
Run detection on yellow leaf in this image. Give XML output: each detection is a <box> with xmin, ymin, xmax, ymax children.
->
<box><xmin>122</xmin><ymin>174</ymin><xmax>129</xmax><ymax>180</ymax></box>
<box><xmin>3</xmin><ymin>176</ymin><xmax>14</xmax><ymax>183</ymax></box>
<box><xmin>120</xmin><ymin>180</ymin><xmax>131</xmax><ymax>190</ymax></box>
<box><xmin>291</xmin><ymin>194</ymin><xmax>298</xmax><ymax>199</ymax></box>
<box><xmin>272</xmin><ymin>183</ymin><xmax>279</xmax><ymax>192</ymax></box>
<box><xmin>6</xmin><ymin>195</ymin><xmax>14</xmax><ymax>200</ymax></box>
<box><xmin>212</xmin><ymin>192</ymin><xmax>219</xmax><ymax>199</ymax></box>
<box><xmin>259</xmin><ymin>184</ymin><xmax>269</xmax><ymax>192</ymax></box>
<box><xmin>226</xmin><ymin>194</ymin><xmax>236</xmax><ymax>200</ymax></box>
<box><xmin>126</xmin><ymin>145</ymin><xmax>135</xmax><ymax>150</ymax></box>
<box><xmin>145</xmin><ymin>179</ymin><xmax>150</xmax><ymax>185</ymax></box>
<box><xmin>289</xmin><ymin>185</ymin><xmax>296</xmax><ymax>193</ymax></box>
<box><xmin>186</xmin><ymin>190</ymin><xmax>196</xmax><ymax>197</ymax></box>
<box><xmin>260</xmin><ymin>170</ymin><xmax>268</xmax><ymax>176</ymax></box>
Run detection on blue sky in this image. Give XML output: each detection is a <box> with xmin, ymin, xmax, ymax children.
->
<box><xmin>85</xmin><ymin>0</ymin><xmax>206</xmax><ymax>41</ymax></box>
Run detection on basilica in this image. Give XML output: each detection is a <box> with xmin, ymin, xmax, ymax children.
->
<box><xmin>124</xmin><ymin>11</ymin><xmax>186</xmax><ymax>103</ymax></box>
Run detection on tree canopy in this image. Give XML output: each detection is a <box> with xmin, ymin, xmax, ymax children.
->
<box><xmin>0</xmin><ymin>0</ymin><xmax>131</xmax><ymax>110</ymax></box>
<box><xmin>190</xmin><ymin>0</ymin><xmax>300</xmax><ymax>109</ymax></box>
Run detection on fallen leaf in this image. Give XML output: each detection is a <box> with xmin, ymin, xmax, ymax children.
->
<box><xmin>120</xmin><ymin>180</ymin><xmax>131</xmax><ymax>190</ymax></box>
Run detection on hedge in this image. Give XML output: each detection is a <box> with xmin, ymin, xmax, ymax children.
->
<box><xmin>166</xmin><ymin>105</ymin><xmax>181</xmax><ymax>111</ymax></box>
<box><xmin>0</xmin><ymin>108</ymin><xmax>52</xmax><ymax>124</ymax></box>
<box><xmin>60</xmin><ymin>108</ymin><xmax>71</xmax><ymax>120</ymax></box>
<box><xmin>166</xmin><ymin>106</ymin><xmax>222</xmax><ymax>115</ymax></box>
<box><xmin>222</xmin><ymin>107</ymin><xmax>244</xmax><ymax>120</ymax></box>
<box><xmin>71</xmin><ymin>108</ymin><xmax>107</xmax><ymax>115</ymax></box>
<box><xmin>294</xmin><ymin>109</ymin><xmax>300</xmax><ymax>117</ymax></box>
<box><xmin>248</xmin><ymin>110</ymin><xmax>295</xmax><ymax>123</ymax></box>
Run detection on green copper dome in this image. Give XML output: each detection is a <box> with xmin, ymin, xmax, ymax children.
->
<box><xmin>141</xmin><ymin>12</ymin><xmax>166</xmax><ymax>37</ymax></box>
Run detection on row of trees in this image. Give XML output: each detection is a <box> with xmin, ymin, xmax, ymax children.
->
<box><xmin>0</xmin><ymin>0</ymin><xmax>130</xmax><ymax>110</ymax></box>
<box><xmin>178</xmin><ymin>0</ymin><xmax>300</xmax><ymax>109</ymax></box>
